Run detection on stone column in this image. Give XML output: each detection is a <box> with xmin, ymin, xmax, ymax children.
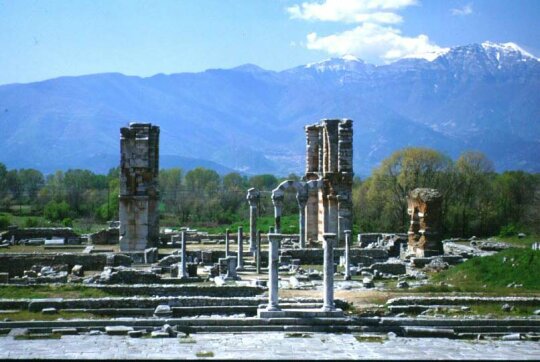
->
<box><xmin>344</xmin><ymin>230</ymin><xmax>351</xmax><ymax>281</ymax></box>
<box><xmin>326</xmin><ymin>194</ymin><xmax>338</xmax><ymax>235</ymax></box>
<box><xmin>225</xmin><ymin>228</ymin><xmax>230</xmax><ymax>257</ymax></box>
<box><xmin>256</xmin><ymin>230</ymin><xmax>261</xmax><ymax>274</ymax></box>
<box><xmin>336</xmin><ymin>194</ymin><xmax>352</xmax><ymax>248</ymax></box>
<box><xmin>119</xmin><ymin>123</ymin><xmax>160</xmax><ymax>251</ymax></box>
<box><xmin>296</xmin><ymin>190</ymin><xmax>308</xmax><ymax>249</ymax></box>
<box><xmin>266</xmin><ymin>233</ymin><xmax>281</xmax><ymax>311</ymax></box>
<box><xmin>179</xmin><ymin>231</ymin><xmax>188</xmax><ymax>279</ymax></box>
<box><xmin>322</xmin><ymin>233</ymin><xmax>336</xmax><ymax>312</ymax></box>
<box><xmin>271</xmin><ymin>190</ymin><xmax>284</xmax><ymax>234</ymax></box>
<box><xmin>236</xmin><ymin>226</ymin><xmax>244</xmax><ymax>271</ymax></box>
<box><xmin>246</xmin><ymin>188</ymin><xmax>260</xmax><ymax>254</ymax></box>
<box><xmin>305</xmin><ymin>125</ymin><xmax>320</xmax><ymax>173</ymax></box>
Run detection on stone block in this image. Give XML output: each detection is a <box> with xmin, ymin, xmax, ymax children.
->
<box><xmin>105</xmin><ymin>326</ymin><xmax>134</xmax><ymax>336</ymax></box>
<box><xmin>71</xmin><ymin>265</ymin><xmax>83</xmax><ymax>277</ymax></box>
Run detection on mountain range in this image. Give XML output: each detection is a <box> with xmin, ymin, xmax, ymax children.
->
<box><xmin>0</xmin><ymin>41</ymin><xmax>539</xmax><ymax>177</ymax></box>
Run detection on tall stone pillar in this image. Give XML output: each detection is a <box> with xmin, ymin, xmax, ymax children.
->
<box><xmin>119</xmin><ymin>123</ymin><xmax>160</xmax><ymax>251</ymax></box>
<box><xmin>225</xmin><ymin>228</ymin><xmax>230</xmax><ymax>257</ymax></box>
<box><xmin>407</xmin><ymin>188</ymin><xmax>443</xmax><ymax>257</ymax></box>
<box><xmin>266</xmin><ymin>233</ymin><xmax>281</xmax><ymax>311</ymax></box>
<box><xmin>296</xmin><ymin>190</ymin><xmax>308</xmax><ymax>249</ymax></box>
<box><xmin>305</xmin><ymin>125</ymin><xmax>320</xmax><ymax>173</ymax></box>
<box><xmin>179</xmin><ymin>231</ymin><xmax>188</xmax><ymax>279</ymax></box>
<box><xmin>271</xmin><ymin>190</ymin><xmax>284</xmax><ymax>234</ymax></box>
<box><xmin>246</xmin><ymin>188</ymin><xmax>260</xmax><ymax>254</ymax></box>
<box><xmin>344</xmin><ymin>230</ymin><xmax>351</xmax><ymax>281</ymax></box>
<box><xmin>322</xmin><ymin>233</ymin><xmax>336</xmax><ymax>312</ymax></box>
<box><xmin>236</xmin><ymin>226</ymin><xmax>244</xmax><ymax>271</ymax></box>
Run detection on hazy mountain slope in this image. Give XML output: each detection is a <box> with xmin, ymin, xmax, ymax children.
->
<box><xmin>0</xmin><ymin>42</ymin><xmax>538</xmax><ymax>176</ymax></box>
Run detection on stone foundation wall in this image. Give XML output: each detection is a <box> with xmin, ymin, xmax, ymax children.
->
<box><xmin>1</xmin><ymin>227</ymin><xmax>78</xmax><ymax>242</ymax></box>
<box><xmin>0</xmin><ymin>253</ymin><xmax>131</xmax><ymax>276</ymax></box>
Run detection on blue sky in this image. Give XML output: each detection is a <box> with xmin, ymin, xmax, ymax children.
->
<box><xmin>1</xmin><ymin>0</ymin><xmax>539</xmax><ymax>85</ymax></box>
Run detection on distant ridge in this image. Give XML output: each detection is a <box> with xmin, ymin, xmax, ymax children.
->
<box><xmin>0</xmin><ymin>42</ymin><xmax>538</xmax><ymax>176</ymax></box>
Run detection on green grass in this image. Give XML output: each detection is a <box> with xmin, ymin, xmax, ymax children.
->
<box><xmin>183</xmin><ymin>214</ymin><xmax>300</xmax><ymax>235</ymax></box>
<box><xmin>195</xmin><ymin>351</ymin><xmax>214</xmax><ymax>358</ymax></box>
<box><xmin>15</xmin><ymin>333</ymin><xmax>62</xmax><ymax>340</ymax></box>
<box><xmin>430</xmin><ymin>248</ymin><xmax>540</xmax><ymax>292</ymax></box>
<box><xmin>0</xmin><ymin>285</ymin><xmax>113</xmax><ymax>299</ymax></box>
<box><xmin>7</xmin><ymin>310</ymin><xmax>95</xmax><ymax>321</ymax></box>
<box><xmin>493</xmin><ymin>234</ymin><xmax>539</xmax><ymax>248</ymax></box>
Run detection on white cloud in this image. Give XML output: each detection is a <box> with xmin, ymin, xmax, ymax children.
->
<box><xmin>288</xmin><ymin>0</ymin><xmax>447</xmax><ymax>63</ymax></box>
<box><xmin>306</xmin><ymin>23</ymin><xmax>447</xmax><ymax>62</ymax></box>
<box><xmin>451</xmin><ymin>3</ymin><xmax>473</xmax><ymax>16</ymax></box>
<box><xmin>287</xmin><ymin>0</ymin><xmax>416</xmax><ymax>23</ymax></box>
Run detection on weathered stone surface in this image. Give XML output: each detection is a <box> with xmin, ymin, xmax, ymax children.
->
<box><xmin>89</xmin><ymin>228</ymin><xmax>119</xmax><ymax>245</ymax></box>
<box><xmin>1</xmin><ymin>227</ymin><xmax>78</xmax><ymax>242</ymax></box>
<box><xmin>154</xmin><ymin>304</ymin><xmax>172</xmax><ymax>317</ymax></box>
<box><xmin>128</xmin><ymin>330</ymin><xmax>144</xmax><ymax>338</ymax></box>
<box><xmin>369</xmin><ymin>262</ymin><xmax>406</xmax><ymax>275</ymax></box>
<box><xmin>407</xmin><ymin>188</ymin><xmax>443</xmax><ymax>257</ymax></box>
<box><xmin>71</xmin><ymin>265</ymin><xmax>84</xmax><ymax>277</ymax></box>
<box><xmin>119</xmin><ymin>123</ymin><xmax>160</xmax><ymax>251</ymax></box>
<box><xmin>304</xmin><ymin>119</ymin><xmax>353</xmax><ymax>246</ymax></box>
<box><xmin>0</xmin><ymin>253</ymin><xmax>131</xmax><ymax>277</ymax></box>
<box><xmin>105</xmin><ymin>326</ymin><xmax>134</xmax><ymax>335</ymax></box>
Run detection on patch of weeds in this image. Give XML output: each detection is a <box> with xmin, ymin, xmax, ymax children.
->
<box><xmin>195</xmin><ymin>351</ymin><xmax>214</xmax><ymax>358</ymax></box>
<box><xmin>179</xmin><ymin>337</ymin><xmax>197</xmax><ymax>344</ymax></box>
<box><xmin>284</xmin><ymin>332</ymin><xmax>312</xmax><ymax>338</ymax></box>
<box><xmin>354</xmin><ymin>334</ymin><xmax>386</xmax><ymax>343</ymax></box>
<box><xmin>0</xmin><ymin>285</ymin><xmax>112</xmax><ymax>299</ymax></box>
<box><xmin>7</xmin><ymin>310</ymin><xmax>95</xmax><ymax>321</ymax></box>
<box><xmin>15</xmin><ymin>333</ymin><xmax>61</xmax><ymax>340</ymax></box>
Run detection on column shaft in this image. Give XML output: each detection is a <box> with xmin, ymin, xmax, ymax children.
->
<box><xmin>344</xmin><ymin>230</ymin><xmax>351</xmax><ymax>281</ymax></box>
<box><xmin>322</xmin><ymin>233</ymin><xmax>336</xmax><ymax>311</ymax></box>
<box><xmin>267</xmin><ymin>233</ymin><xmax>281</xmax><ymax>311</ymax></box>
<box><xmin>180</xmin><ymin>231</ymin><xmax>187</xmax><ymax>279</ymax></box>
<box><xmin>237</xmin><ymin>226</ymin><xmax>244</xmax><ymax>270</ymax></box>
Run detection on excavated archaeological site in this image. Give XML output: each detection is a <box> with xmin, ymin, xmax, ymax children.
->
<box><xmin>0</xmin><ymin>120</ymin><xmax>539</xmax><ymax>359</ymax></box>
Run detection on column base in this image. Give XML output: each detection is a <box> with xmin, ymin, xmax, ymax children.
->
<box><xmin>343</xmin><ymin>275</ymin><xmax>352</xmax><ymax>281</ymax></box>
<box><xmin>257</xmin><ymin>308</ymin><xmax>344</xmax><ymax>319</ymax></box>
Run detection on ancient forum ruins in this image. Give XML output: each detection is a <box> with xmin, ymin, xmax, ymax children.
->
<box><xmin>119</xmin><ymin>123</ymin><xmax>160</xmax><ymax>251</ymax></box>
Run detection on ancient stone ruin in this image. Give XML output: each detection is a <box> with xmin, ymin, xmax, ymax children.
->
<box><xmin>304</xmin><ymin>119</ymin><xmax>353</xmax><ymax>245</ymax></box>
<box><xmin>119</xmin><ymin>123</ymin><xmax>160</xmax><ymax>251</ymax></box>
<box><xmin>407</xmin><ymin>188</ymin><xmax>443</xmax><ymax>257</ymax></box>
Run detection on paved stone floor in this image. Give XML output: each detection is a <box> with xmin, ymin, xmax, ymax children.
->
<box><xmin>0</xmin><ymin>333</ymin><xmax>539</xmax><ymax>360</ymax></box>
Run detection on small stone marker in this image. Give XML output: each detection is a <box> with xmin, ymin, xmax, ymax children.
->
<box><xmin>154</xmin><ymin>304</ymin><xmax>172</xmax><ymax>318</ymax></box>
<box><xmin>105</xmin><ymin>326</ymin><xmax>134</xmax><ymax>336</ymax></box>
<box><xmin>128</xmin><ymin>330</ymin><xmax>144</xmax><ymax>338</ymax></box>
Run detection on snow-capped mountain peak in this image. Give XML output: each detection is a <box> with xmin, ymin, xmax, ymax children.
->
<box><xmin>481</xmin><ymin>41</ymin><xmax>538</xmax><ymax>60</ymax></box>
<box><xmin>304</xmin><ymin>54</ymin><xmax>367</xmax><ymax>72</ymax></box>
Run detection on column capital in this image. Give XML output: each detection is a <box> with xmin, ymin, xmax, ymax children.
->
<box><xmin>268</xmin><ymin>233</ymin><xmax>282</xmax><ymax>243</ymax></box>
<box><xmin>344</xmin><ymin>230</ymin><xmax>352</xmax><ymax>235</ymax></box>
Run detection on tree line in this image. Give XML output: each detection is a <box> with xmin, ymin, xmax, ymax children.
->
<box><xmin>0</xmin><ymin>147</ymin><xmax>538</xmax><ymax>237</ymax></box>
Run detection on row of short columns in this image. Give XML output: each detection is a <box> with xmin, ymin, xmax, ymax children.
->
<box><xmin>265</xmin><ymin>232</ymin><xmax>352</xmax><ymax>313</ymax></box>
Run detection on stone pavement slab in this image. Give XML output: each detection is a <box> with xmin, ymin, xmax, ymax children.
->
<box><xmin>0</xmin><ymin>333</ymin><xmax>539</xmax><ymax>360</ymax></box>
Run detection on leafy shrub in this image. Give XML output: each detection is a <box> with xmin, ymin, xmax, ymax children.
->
<box><xmin>499</xmin><ymin>223</ymin><xmax>518</xmax><ymax>237</ymax></box>
<box><xmin>24</xmin><ymin>217</ymin><xmax>39</xmax><ymax>228</ymax></box>
<box><xmin>62</xmin><ymin>218</ymin><xmax>73</xmax><ymax>227</ymax></box>
<box><xmin>0</xmin><ymin>215</ymin><xmax>10</xmax><ymax>230</ymax></box>
<box><xmin>44</xmin><ymin>201</ymin><xmax>70</xmax><ymax>221</ymax></box>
